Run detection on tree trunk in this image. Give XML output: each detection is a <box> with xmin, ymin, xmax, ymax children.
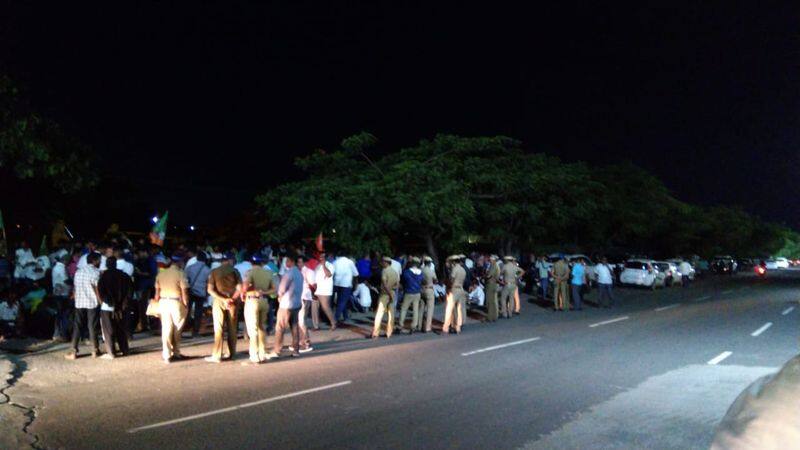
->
<box><xmin>425</xmin><ymin>233</ymin><xmax>440</xmax><ymax>271</ymax></box>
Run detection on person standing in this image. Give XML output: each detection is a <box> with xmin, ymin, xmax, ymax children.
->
<box><xmin>154</xmin><ymin>255</ymin><xmax>189</xmax><ymax>363</ymax></box>
<box><xmin>313</xmin><ymin>251</ymin><xmax>337</xmax><ymax>330</ymax></box>
<box><xmin>535</xmin><ymin>255</ymin><xmax>551</xmax><ymax>300</ymax></box>
<box><xmin>552</xmin><ymin>255</ymin><xmax>570</xmax><ymax>311</ymax></box>
<box><xmin>332</xmin><ymin>254</ymin><xmax>359</xmax><ymax>323</ymax></box>
<box><xmin>267</xmin><ymin>254</ymin><xmax>303</xmax><ymax>358</ymax></box>
<box><xmin>51</xmin><ymin>254</ymin><xmax>72</xmax><ymax>341</ymax></box>
<box><xmin>97</xmin><ymin>256</ymin><xmax>134</xmax><ymax>359</ymax></box>
<box><xmin>419</xmin><ymin>256</ymin><xmax>438</xmax><ymax>332</ymax></box>
<box><xmin>484</xmin><ymin>255</ymin><xmax>501</xmax><ymax>322</ymax></box>
<box><xmin>372</xmin><ymin>257</ymin><xmax>399</xmax><ymax>339</ymax></box>
<box><xmin>296</xmin><ymin>255</ymin><xmax>315</xmax><ymax>353</ymax></box>
<box><xmin>499</xmin><ymin>256</ymin><xmax>524</xmax><ymax>319</ymax></box>
<box><xmin>241</xmin><ymin>255</ymin><xmax>275</xmax><ymax>364</ymax></box>
<box><xmin>184</xmin><ymin>252</ymin><xmax>212</xmax><ymax>337</ymax></box>
<box><xmin>133</xmin><ymin>247</ymin><xmax>156</xmax><ymax>332</ymax></box>
<box><xmin>398</xmin><ymin>256</ymin><xmax>423</xmax><ymax>333</ymax></box>
<box><xmin>570</xmin><ymin>259</ymin><xmax>587</xmax><ymax>311</ymax></box>
<box><xmin>678</xmin><ymin>260</ymin><xmax>693</xmax><ymax>287</ymax></box>
<box><xmin>595</xmin><ymin>257</ymin><xmax>616</xmax><ymax>308</ymax></box>
<box><xmin>442</xmin><ymin>255</ymin><xmax>467</xmax><ymax>334</ymax></box>
<box><xmin>65</xmin><ymin>252</ymin><xmax>101</xmax><ymax>360</ymax></box>
<box><xmin>205</xmin><ymin>253</ymin><xmax>241</xmax><ymax>363</ymax></box>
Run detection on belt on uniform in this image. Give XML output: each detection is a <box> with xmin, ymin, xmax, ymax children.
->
<box><xmin>160</xmin><ymin>297</ymin><xmax>180</xmax><ymax>301</ymax></box>
<box><xmin>245</xmin><ymin>294</ymin><xmax>264</xmax><ymax>300</ymax></box>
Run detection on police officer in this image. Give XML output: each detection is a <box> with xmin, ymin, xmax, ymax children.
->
<box><xmin>205</xmin><ymin>253</ymin><xmax>242</xmax><ymax>363</ymax></box>
<box><xmin>241</xmin><ymin>255</ymin><xmax>275</xmax><ymax>364</ymax></box>
<box><xmin>419</xmin><ymin>256</ymin><xmax>438</xmax><ymax>332</ymax></box>
<box><xmin>553</xmin><ymin>254</ymin><xmax>570</xmax><ymax>312</ymax></box>
<box><xmin>398</xmin><ymin>256</ymin><xmax>423</xmax><ymax>333</ymax></box>
<box><xmin>442</xmin><ymin>255</ymin><xmax>467</xmax><ymax>334</ymax></box>
<box><xmin>154</xmin><ymin>254</ymin><xmax>189</xmax><ymax>364</ymax></box>
<box><xmin>484</xmin><ymin>255</ymin><xmax>501</xmax><ymax>322</ymax></box>
<box><xmin>372</xmin><ymin>257</ymin><xmax>399</xmax><ymax>339</ymax></box>
<box><xmin>499</xmin><ymin>256</ymin><xmax>524</xmax><ymax>319</ymax></box>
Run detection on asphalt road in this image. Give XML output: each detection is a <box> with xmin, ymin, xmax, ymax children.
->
<box><xmin>23</xmin><ymin>270</ymin><xmax>800</xmax><ymax>449</ymax></box>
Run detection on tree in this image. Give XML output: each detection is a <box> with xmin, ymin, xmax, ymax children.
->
<box><xmin>0</xmin><ymin>75</ymin><xmax>96</xmax><ymax>193</ymax></box>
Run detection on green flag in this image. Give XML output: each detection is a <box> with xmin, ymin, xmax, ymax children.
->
<box><xmin>149</xmin><ymin>211</ymin><xmax>169</xmax><ymax>246</ymax></box>
<box><xmin>39</xmin><ymin>234</ymin><xmax>48</xmax><ymax>256</ymax></box>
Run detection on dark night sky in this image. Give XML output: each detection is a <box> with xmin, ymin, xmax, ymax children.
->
<box><xmin>2</xmin><ymin>2</ymin><xmax>800</xmax><ymax>231</ymax></box>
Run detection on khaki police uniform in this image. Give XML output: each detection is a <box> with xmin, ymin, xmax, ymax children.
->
<box><xmin>420</xmin><ymin>264</ymin><xmax>437</xmax><ymax>332</ymax></box>
<box><xmin>442</xmin><ymin>262</ymin><xmax>467</xmax><ymax>333</ymax></box>
<box><xmin>500</xmin><ymin>260</ymin><xmax>522</xmax><ymax>318</ymax></box>
<box><xmin>485</xmin><ymin>259</ymin><xmax>500</xmax><ymax>322</ymax></box>
<box><xmin>208</xmin><ymin>265</ymin><xmax>241</xmax><ymax>360</ymax></box>
<box><xmin>372</xmin><ymin>265</ymin><xmax>400</xmax><ymax>338</ymax></box>
<box><xmin>553</xmin><ymin>259</ymin><xmax>570</xmax><ymax>311</ymax></box>
<box><xmin>155</xmin><ymin>265</ymin><xmax>188</xmax><ymax>361</ymax></box>
<box><xmin>243</xmin><ymin>265</ymin><xmax>274</xmax><ymax>363</ymax></box>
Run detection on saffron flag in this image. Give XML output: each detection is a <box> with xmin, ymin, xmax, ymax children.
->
<box><xmin>315</xmin><ymin>232</ymin><xmax>324</xmax><ymax>252</ymax></box>
<box><xmin>149</xmin><ymin>211</ymin><xmax>169</xmax><ymax>247</ymax></box>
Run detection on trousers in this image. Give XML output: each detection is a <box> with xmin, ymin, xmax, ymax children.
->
<box><xmin>211</xmin><ymin>297</ymin><xmax>238</xmax><ymax>359</ymax></box>
<box><xmin>273</xmin><ymin>307</ymin><xmax>300</xmax><ymax>354</ymax></box>
<box><xmin>398</xmin><ymin>293</ymin><xmax>421</xmax><ymax>331</ymax></box>
<box><xmin>485</xmin><ymin>282</ymin><xmax>499</xmax><ymax>321</ymax></box>
<box><xmin>598</xmin><ymin>283</ymin><xmax>615</xmax><ymax>307</ymax></box>
<box><xmin>499</xmin><ymin>284</ymin><xmax>516</xmax><ymax>318</ymax></box>
<box><xmin>71</xmin><ymin>307</ymin><xmax>99</xmax><ymax>354</ymax></box>
<box><xmin>244</xmin><ymin>297</ymin><xmax>269</xmax><ymax>362</ymax></box>
<box><xmin>190</xmin><ymin>294</ymin><xmax>206</xmax><ymax>336</ymax></box>
<box><xmin>540</xmin><ymin>278</ymin><xmax>549</xmax><ymax>299</ymax></box>
<box><xmin>100</xmin><ymin>310</ymin><xmax>129</xmax><ymax>356</ymax></box>
<box><xmin>372</xmin><ymin>292</ymin><xmax>395</xmax><ymax>337</ymax></box>
<box><xmin>571</xmin><ymin>284</ymin><xmax>583</xmax><ymax>310</ymax></box>
<box><xmin>421</xmin><ymin>288</ymin><xmax>435</xmax><ymax>331</ymax></box>
<box><xmin>159</xmin><ymin>299</ymin><xmax>187</xmax><ymax>360</ymax></box>
<box><xmin>554</xmin><ymin>281</ymin><xmax>569</xmax><ymax>310</ymax></box>
<box><xmin>442</xmin><ymin>289</ymin><xmax>466</xmax><ymax>333</ymax></box>
<box><xmin>334</xmin><ymin>286</ymin><xmax>353</xmax><ymax>321</ymax></box>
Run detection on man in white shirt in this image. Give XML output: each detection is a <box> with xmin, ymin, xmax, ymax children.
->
<box><xmin>332</xmin><ymin>254</ymin><xmax>359</xmax><ymax>322</ymax></box>
<box><xmin>535</xmin><ymin>255</ymin><xmax>551</xmax><ymax>299</ymax></box>
<box><xmin>468</xmin><ymin>280</ymin><xmax>485</xmax><ymax>306</ymax></box>
<box><xmin>595</xmin><ymin>257</ymin><xmax>616</xmax><ymax>308</ymax></box>
<box><xmin>313</xmin><ymin>252</ymin><xmax>336</xmax><ymax>330</ymax></box>
<box><xmin>234</xmin><ymin>258</ymin><xmax>253</xmax><ymax>283</ymax></box>
<box><xmin>13</xmin><ymin>241</ymin><xmax>35</xmax><ymax>281</ymax></box>
<box><xmin>51</xmin><ymin>255</ymin><xmax>72</xmax><ymax>341</ymax></box>
<box><xmin>297</xmin><ymin>256</ymin><xmax>316</xmax><ymax>353</ymax></box>
<box><xmin>353</xmin><ymin>280</ymin><xmax>374</xmax><ymax>310</ymax></box>
<box><xmin>112</xmin><ymin>247</ymin><xmax>135</xmax><ymax>277</ymax></box>
<box><xmin>66</xmin><ymin>252</ymin><xmax>102</xmax><ymax>359</ymax></box>
<box><xmin>678</xmin><ymin>261</ymin><xmax>693</xmax><ymax>287</ymax></box>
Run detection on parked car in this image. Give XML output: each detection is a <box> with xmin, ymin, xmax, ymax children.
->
<box><xmin>654</xmin><ymin>261</ymin><xmax>681</xmax><ymax>286</ymax></box>
<box><xmin>765</xmin><ymin>259</ymin><xmax>779</xmax><ymax>270</ymax></box>
<box><xmin>620</xmin><ymin>259</ymin><xmax>666</xmax><ymax>289</ymax></box>
<box><xmin>711</xmin><ymin>256</ymin><xmax>738</xmax><ymax>274</ymax></box>
<box><xmin>775</xmin><ymin>257</ymin><xmax>790</xmax><ymax>269</ymax></box>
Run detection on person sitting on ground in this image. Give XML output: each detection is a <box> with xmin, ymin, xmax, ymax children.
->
<box><xmin>352</xmin><ymin>278</ymin><xmax>374</xmax><ymax>312</ymax></box>
<box><xmin>468</xmin><ymin>279</ymin><xmax>485</xmax><ymax>307</ymax></box>
<box><xmin>0</xmin><ymin>289</ymin><xmax>20</xmax><ymax>339</ymax></box>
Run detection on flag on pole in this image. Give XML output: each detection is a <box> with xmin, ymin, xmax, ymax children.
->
<box><xmin>149</xmin><ymin>211</ymin><xmax>169</xmax><ymax>247</ymax></box>
<box><xmin>0</xmin><ymin>209</ymin><xmax>6</xmax><ymax>257</ymax></box>
<box><xmin>39</xmin><ymin>234</ymin><xmax>48</xmax><ymax>256</ymax></box>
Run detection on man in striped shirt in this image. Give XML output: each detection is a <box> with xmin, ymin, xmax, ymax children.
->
<box><xmin>66</xmin><ymin>252</ymin><xmax>102</xmax><ymax>360</ymax></box>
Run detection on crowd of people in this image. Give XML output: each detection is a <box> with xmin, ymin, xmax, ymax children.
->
<box><xmin>0</xmin><ymin>235</ymin><xmax>614</xmax><ymax>364</ymax></box>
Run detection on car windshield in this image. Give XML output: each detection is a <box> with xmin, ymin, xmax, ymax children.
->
<box><xmin>625</xmin><ymin>261</ymin><xmax>648</xmax><ymax>270</ymax></box>
<box><xmin>654</xmin><ymin>263</ymin><xmax>668</xmax><ymax>271</ymax></box>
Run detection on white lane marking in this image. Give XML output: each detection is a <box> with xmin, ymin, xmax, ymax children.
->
<box><xmin>782</xmin><ymin>306</ymin><xmax>795</xmax><ymax>316</ymax></box>
<box><xmin>694</xmin><ymin>295</ymin><xmax>711</xmax><ymax>302</ymax></box>
<box><xmin>654</xmin><ymin>304</ymin><xmax>680</xmax><ymax>312</ymax></box>
<box><xmin>461</xmin><ymin>337</ymin><xmax>541</xmax><ymax>356</ymax></box>
<box><xmin>589</xmin><ymin>316</ymin><xmax>629</xmax><ymax>328</ymax></box>
<box><xmin>751</xmin><ymin>322</ymin><xmax>773</xmax><ymax>337</ymax></box>
<box><xmin>708</xmin><ymin>351</ymin><xmax>733</xmax><ymax>365</ymax></box>
<box><xmin>128</xmin><ymin>380</ymin><xmax>352</xmax><ymax>433</ymax></box>
<box><xmin>721</xmin><ymin>290</ymin><xmax>734</xmax><ymax>295</ymax></box>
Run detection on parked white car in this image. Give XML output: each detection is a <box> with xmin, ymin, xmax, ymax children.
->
<box><xmin>654</xmin><ymin>261</ymin><xmax>681</xmax><ymax>286</ymax></box>
<box><xmin>620</xmin><ymin>259</ymin><xmax>666</xmax><ymax>289</ymax></box>
<box><xmin>765</xmin><ymin>259</ymin><xmax>779</xmax><ymax>270</ymax></box>
<box><xmin>775</xmin><ymin>257</ymin><xmax>790</xmax><ymax>269</ymax></box>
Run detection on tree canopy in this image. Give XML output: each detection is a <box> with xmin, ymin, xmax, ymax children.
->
<box><xmin>256</xmin><ymin>132</ymin><xmax>798</xmax><ymax>261</ymax></box>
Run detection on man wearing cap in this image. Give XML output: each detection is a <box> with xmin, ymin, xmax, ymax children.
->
<box><xmin>442</xmin><ymin>255</ymin><xmax>467</xmax><ymax>334</ymax></box>
<box><xmin>241</xmin><ymin>255</ymin><xmax>275</xmax><ymax>363</ymax></box>
<box><xmin>154</xmin><ymin>254</ymin><xmax>189</xmax><ymax>363</ymax></box>
<box><xmin>398</xmin><ymin>256</ymin><xmax>423</xmax><ymax>333</ymax></box>
<box><xmin>552</xmin><ymin>255</ymin><xmax>570</xmax><ymax>311</ymax></box>
<box><xmin>500</xmin><ymin>256</ymin><xmax>524</xmax><ymax>319</ymax></box>
<box><xmin>484</xmin><ymin>255</ymin><xmax>501</xmax><ymax>322</ymax></box>
<box><xmin>372</xmin><ymin>257</ymin><xmax>399</xmax><ymax>339</ymax></box>
<box><xmin>419</xmin><ymin>256</ymin><xmax>438</xmax><ymax>332</ymax></box>
<box><xmin>205</xmin><ymin>253</ymin><xmax>242</xmax><ymax>362</ymax></box>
